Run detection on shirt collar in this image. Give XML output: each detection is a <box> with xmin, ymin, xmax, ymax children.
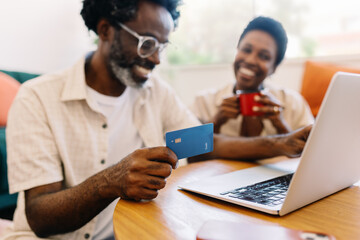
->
<box><xmin>214</xmin><ymin>81</ymin><xmax>268</xmax><ymax>107</ymax></box>
<box><xmin>60</xmin><ymin>57</ymin><xmax>87</xmax><ymax>102</ymax></box>
<box><xmin>60</xmin><ymin>56</ymin><xmax>155</xmax><ymax>102</ymax></box>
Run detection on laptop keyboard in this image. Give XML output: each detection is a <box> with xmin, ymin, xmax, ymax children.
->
<box><xmin>220</xmin><ymin>173</ymin><xmax>294</xmax><ymax>206</ymax></box>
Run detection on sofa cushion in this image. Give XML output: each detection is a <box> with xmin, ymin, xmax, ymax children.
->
<box><xmin>0</xmin><ymin>127</ymin><xmax>18</xmax><ymax>210</ymax></box>
<box><xmin>0</xmin><ymin>72</ymin><xmax>20</xmax><ymax>127</ymax></box>
<box><xmin>0</xmin><ymin>70</ymin><xmax>39</xmax><ymax>84</ymax></box>
<box><xmin>300</xmin><ymin>61</ymin><xmax>360</xmax><ymax>117</ymax></box>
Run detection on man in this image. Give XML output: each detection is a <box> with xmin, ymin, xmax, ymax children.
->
<box><xmin>4</xmin><ymin>0</ymin><xmax>310</xmax><ymax>239</ymax></box>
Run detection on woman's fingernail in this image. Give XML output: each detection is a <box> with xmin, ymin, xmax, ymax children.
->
<box><xmin>253</xmin><ymin>106</ymin><xmax>259</xmax><ymax>112</ymax></box>
<box><xmin>254</xmin><ymin>95</ymin><xmax>261</xmax><ymax>101</ymax></box>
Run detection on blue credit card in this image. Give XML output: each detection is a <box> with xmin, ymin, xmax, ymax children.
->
<box><xmin>165</xmin><ymin>123</ymin><xmax>213</xmax><ymax>159</ymax></box>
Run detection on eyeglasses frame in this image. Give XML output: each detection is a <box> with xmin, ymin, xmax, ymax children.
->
<box><xmin>117</xmin><ymin>23</ymin><xmax>168</xmax><ymax>58</ymax></box>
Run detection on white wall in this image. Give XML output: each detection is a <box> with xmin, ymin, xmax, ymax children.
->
<box><xmin>159</xmin><ymin>54</ymin><xmax>360</xmax><ymax>106</ymax></box>
<box><xmin>0</xmin><ymin>0</ymin><xmax>95</xmax><ymax>73</ymax></box>
<box><xmin>1</xmin><ymin>0</ymin><xmax>360</xmax><ymax>108</ymax></box>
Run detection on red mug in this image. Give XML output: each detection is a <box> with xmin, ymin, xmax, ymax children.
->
<box><xmin>238</xmin><ymin>91</ymin><xmax>264</xmax><ymax>116</ymax></box>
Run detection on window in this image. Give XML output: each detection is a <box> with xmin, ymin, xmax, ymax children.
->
<box><xmin>167</xmin><ymin>0</ymin><xmax>360</xmax><ymax>65</ymax></box>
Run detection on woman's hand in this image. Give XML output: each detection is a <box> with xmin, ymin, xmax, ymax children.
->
<box><xmin>212</xmin><ymin>95</ymin><xmax>240</xmax><ymax>133</ymax></box>
<box><xmin>252</xmin><ymin>92</ymin><xmax>291</xmax><ymax>134</ymax></box>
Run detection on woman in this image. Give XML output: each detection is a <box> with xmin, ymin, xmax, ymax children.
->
<box><xmin>191</xmin><ymin>16</ymin><xmax>314</xmax><ymax>137</ymax></box>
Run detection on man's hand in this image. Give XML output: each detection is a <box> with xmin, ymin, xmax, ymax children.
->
<box><xmin>213</xmin><ymin>95</ymin><xmax>239</xmax><ymax>133</ymax></box>
<box><xmin>102</xmin><ymin>147</ymin><xmax>178</xmax><ymax>201</ymax></box>
<box><xmin>277</xmin><ymin>125</ymin><xmax>312</xmax><ymax>158</ymax></box>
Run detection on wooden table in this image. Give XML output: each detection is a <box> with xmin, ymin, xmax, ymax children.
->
<box><xmin>113</xmin><ymin>158</ymin><xmax>360</xmax><ymax>240</ymax></box>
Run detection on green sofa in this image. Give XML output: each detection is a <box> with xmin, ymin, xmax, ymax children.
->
<box><xmin>0</xmin><ymin>70</ymin><xmax>39</xmax><ymax>220</ymax></box>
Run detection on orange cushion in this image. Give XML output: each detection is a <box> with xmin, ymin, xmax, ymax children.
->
<box><xmin>300</xmin><ymin>61</ymin><xmax>360</xmax><ymax>117</ymax></box>
<box><xmin>0</xmin><ymin>72</ymin><xmax>21</xmax><ymax>126</ymax></box>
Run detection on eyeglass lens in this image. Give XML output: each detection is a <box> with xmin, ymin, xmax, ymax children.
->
<box><xmin>139</xmin><ymin>39</ymin><xmax>157</xmax><ymax>57</ymax></box>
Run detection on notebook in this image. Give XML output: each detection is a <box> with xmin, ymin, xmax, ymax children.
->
<box><xmin>179</xmin><ymin>72</ymin><xmax>360</xmax><ymax>216</ymax></box>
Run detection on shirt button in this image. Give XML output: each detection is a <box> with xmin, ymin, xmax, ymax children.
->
<box><xmin>101</xmin><ymin>159</ymin><xmax>106</xmax><ymax>164</ymax></box>
<box><xmin>84</xmin><ymin>233</ymin><xmax>90</xmax><ymax>239</ymax></box>
<box><xmin>102</xmin><ymin>123</ymin><xmax>107</xmax><ymax>129</ymax></box>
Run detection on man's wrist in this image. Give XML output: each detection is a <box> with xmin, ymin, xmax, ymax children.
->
<box><xmin>93</xmin><ymin>168</ymin><xmax>118</xmax><ymax>200</ymax></box>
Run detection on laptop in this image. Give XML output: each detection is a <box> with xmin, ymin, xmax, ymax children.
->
<box><xmin>179</xmin><ymin>72</ymin><xmax>360</xmax><ymax>216</ymax></box>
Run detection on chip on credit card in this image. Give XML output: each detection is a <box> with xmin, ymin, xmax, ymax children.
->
<box><xmin>165</xmin><ymin>123</ymin><xmax>213</xmax><ymax>159</ymax></box>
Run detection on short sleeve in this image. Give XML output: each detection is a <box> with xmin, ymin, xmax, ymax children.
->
<box><xmin>6</xmin><ymin>85</ymin><xmax>63</xmax><ymax>194</ymax></box>
<box><xmin>160</xmin><ymin>81</ymin><xmax>201</xmax><ymax>132</ymax></box>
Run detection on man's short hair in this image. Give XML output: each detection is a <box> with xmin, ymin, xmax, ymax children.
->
<box><xmin>81</xmin><ymin>0</ymin><xmax>182</xmax><ymax>34</ymax></box>
<box><xmin>238</xmin><ymin>16</ymin><xmax>288</xmax><ymax>67</ymax></box>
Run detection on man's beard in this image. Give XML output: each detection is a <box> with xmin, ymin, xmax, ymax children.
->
<box><xmin>107</xmin><ymin>31</ymin><xmax>155</xmax><ymax>89</ymax></box>
<box><xmin>109</xmin><ymin>60</ymin><xmax>140</xmax><ymax>88</ymax></box>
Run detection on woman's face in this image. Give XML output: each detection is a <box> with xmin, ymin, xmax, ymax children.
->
<box><xmin>233</xmin><ymin>30</ymin><xmax>277</xmax><ymax>91</ymax></box>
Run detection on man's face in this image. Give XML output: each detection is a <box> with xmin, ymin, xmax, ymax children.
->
<box><xmin>106</xmin><ymin>1</ymin><xmax>174</xmax><ymax>88</ymax></box>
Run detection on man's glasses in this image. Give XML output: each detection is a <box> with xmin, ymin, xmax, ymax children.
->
<box><xmin>118</xmin><ymin>23</ymin><xmax>169</xmax><ymax>58</ymax></box>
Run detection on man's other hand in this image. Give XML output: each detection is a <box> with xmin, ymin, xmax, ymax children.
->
<box><xmin>278</xmin><ymin>125</ymin><xmax>312</xmax><ymax>158</ymax></box>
